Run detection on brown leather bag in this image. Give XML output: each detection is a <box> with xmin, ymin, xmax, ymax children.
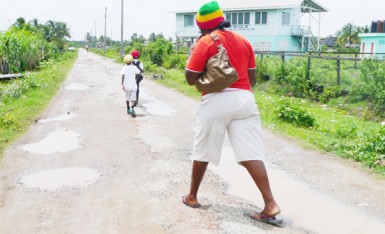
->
<box><xmin>195</xmin><ymin>33</ymin><xmax>238</xmax><ymax>93</ymax></box>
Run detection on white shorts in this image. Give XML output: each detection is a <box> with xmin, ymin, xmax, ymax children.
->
<box><xmin>191</xmin><ymin>89</ymin><xmax>265</xmax><ymax>165</ymax></box>
<box><xmin>124</xmin><ymin>90</ymin><xmax>137</xmax><ymax>102</ymax></box>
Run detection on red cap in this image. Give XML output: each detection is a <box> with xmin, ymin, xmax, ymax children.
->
<box><xmin>131</xmin><ymin>50</ymin><xmax>140</xmax><ymax>59</ymax></box>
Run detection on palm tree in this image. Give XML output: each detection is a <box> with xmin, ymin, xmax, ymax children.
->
<box><xmin>336</xmin><ymin>23</ymin><xmax>363</xmax><ymax>48</ymax></box>
<box><xmin>43</xmin><ymin>20</ymin><xmax>71</xmax><ymax>51</ymax></box>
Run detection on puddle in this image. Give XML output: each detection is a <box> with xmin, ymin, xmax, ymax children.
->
<box><xmin>65</xmin><ymin>83</ymin><xmax>89</xmax><ymax>90</ymax></box>
<box><xmin>19</xmin><ymin>167</ymin><xmax>100</xmax><ymax>190</ymax></box>
<box><xmin>140</xmin><ymin>89</ymin><xmax>176</xmax><ymax>116</ymax></box>
<box><xmin>20</xmin><ymin>129</ymin><xmax>80</xmax><ymax>154</ymax></box>
<box><xmin>38</xmin><ymin>113</ymin><xmax>76</xmax><ymax>123</ymax></box>
<box><xmin>209</xmin><ymin>146</ymin><xmax>385</xmax><ymax>234</ymax></box>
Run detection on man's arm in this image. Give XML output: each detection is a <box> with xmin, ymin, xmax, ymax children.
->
<box><xmin>185</xmin><ymin>70</ymin><xmax>201</xmax><ymax>86</ymax></box>
<box><xmin>121</xmin><ymin>75</ymin><xmax>125</xmax><ymax>89</ymax></box>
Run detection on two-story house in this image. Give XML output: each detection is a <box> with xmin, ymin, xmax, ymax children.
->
<box><xmin>175</xmin><ymin>0</ymin><xmax>327</xmax><ymax>52</ymax></box>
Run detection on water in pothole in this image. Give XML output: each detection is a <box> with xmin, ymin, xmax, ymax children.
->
<box><xmin>19</xmin><ymin>167</ymin><xmax>100</xmax><ymax>190</ymax></box>
<box><xmin>20</xmin><ymin>129</ymin><xmax>80</xmax><ymax>154</ymax></box>
<box><xmin>140</xmin><ymin>89</ymin><xmax>176</xmax><ymax>116</ymax></box>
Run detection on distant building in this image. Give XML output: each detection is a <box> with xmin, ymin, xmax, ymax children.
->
<box><xmin>359</xmin><ymin>32</ymin><xmax>385</xmax><ymax>60</ymax></box>
<box><xmin>175</xmin><ymin>0</ymin><xmax>328</xmax><ymax>52</ymax></box>
<box><xmin>320</xmin><ymin>36</ymin><xmax>337</xmax><ymax>47</ymax></box>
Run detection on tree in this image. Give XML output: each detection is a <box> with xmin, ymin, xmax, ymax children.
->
<box><xmin>336</xmin><ymin>23</ymin><xmax>363</xmax><ymax>48</ymax></box>
<box><xmin>43</xmin><ymin>20</ymin><xmax>71</xmax><ymax>51</ymax></box>
<box><xmin>13</xmin><ymin>17</ymin><xmax>26</xmax><ymax>29</ymax></box>
<box><xmin>149</xmin><ymin>33</ymin><xmax>156</xmax><ymax>42</ymax></box>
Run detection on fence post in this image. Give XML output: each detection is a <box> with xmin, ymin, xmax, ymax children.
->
<box><xmin>336</xmin><ymin>56</ymin><xmax>341</xmax><ymax>86</ymax></box>
<box><xmin>354</xmin><ymin>53</ymin><xmax>358</xmax><ymax>69</ymax></box>
<box><xmin>306</xmin><ymin>56</ymin><xmax>311</xmax><ymax>81</ymax></box>
<box><xmin>261</xmin><ymin>53</ymin><xmax>264</xmax><ymax>61</ymax></box>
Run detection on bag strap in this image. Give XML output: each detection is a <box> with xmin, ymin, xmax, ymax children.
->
<box><xmin>208</xmin><ymin>33</ymin><xmax>224</xmax><ymax>50</ymax></box>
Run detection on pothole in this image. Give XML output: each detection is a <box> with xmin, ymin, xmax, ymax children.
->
<box><xmin>20</xmin><ymin>129</ymin><xmax>80</xmax><ymax>154</ymax></box>
<box><xmin>18</xmin><ymin>167</ymin><xmax>100</xmax><ymax>190</ymax></box>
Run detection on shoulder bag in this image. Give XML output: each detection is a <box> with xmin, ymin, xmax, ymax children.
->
<box><xmin>194</xmin><ymin>33</ymin><xmax>238</xmax><ymax>93</ymax></box>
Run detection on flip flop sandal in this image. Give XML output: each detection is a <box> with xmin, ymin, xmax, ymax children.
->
<box><xmin>182</xmin><ymin>195</ymin><xmax>201</xmax><ymax>208</ymax></box>
<box><xmin>250</xmin><ymin>212</ymin><xmax>283</xmax><ymax>226</ymax></box>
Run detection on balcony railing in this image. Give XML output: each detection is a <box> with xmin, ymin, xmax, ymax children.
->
<box><xmin>291</xmin><ymin>25</ymin><xmax>311</xmax><ymax>36</ymax></box>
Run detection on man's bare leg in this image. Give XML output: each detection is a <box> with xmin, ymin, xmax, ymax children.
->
<box><xmin>241</xmin><ymin>160</ymin><xmax>281</xmax><ymax>219</ymax></box>
<box><xmin>183</xmin><ymin>160</ymin><xmax>209</xmax><ymax>208</ymax></box>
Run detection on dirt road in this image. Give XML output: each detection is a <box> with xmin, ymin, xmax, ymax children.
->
<box><xmin>0</xmin><ymin>50</ymin><xmax>384</xmax><ymax>234</ymax></box>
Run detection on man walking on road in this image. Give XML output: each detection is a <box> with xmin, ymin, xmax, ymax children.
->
<box><xmin>182</xmin><ymin>1</ymin><xmax>281</xmax><ymax>224</ymax></box>
<box><xmin>121</xmin><ymin>54</ymin><xmax>141</xmax><ymax>117</ymax></box>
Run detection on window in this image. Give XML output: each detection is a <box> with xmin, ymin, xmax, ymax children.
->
<box><xmin>225</xmin><ymin>12</ymin><xmax>250</xmax><ymax>25</ymax></box>
<box><xmin>184</xmin><ymin>15</ymin><xmax>194</xmax><ymax>27</ymax></box>
<box><xmin>282</xmin><ymin>12</ymin><xmax>291</xmax><ymax>25</ymax></box>
<box><xmin>255</xmin><ymin>12</ymin><xmax>267</xmax><ymax>24</ymax></box>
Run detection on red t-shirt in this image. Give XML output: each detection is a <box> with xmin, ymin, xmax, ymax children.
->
<box><xmin>186</xmin><ymin>30</ymin><xmax>256</xmax><ymax>92</ymax></box>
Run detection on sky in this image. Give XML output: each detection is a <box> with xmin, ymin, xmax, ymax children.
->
<box><xmin>1</xmin><ymin>0</ymin><xmax>384</xmax><ymax>41</ymax></box>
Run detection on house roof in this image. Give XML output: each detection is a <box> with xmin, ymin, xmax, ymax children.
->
<box><xmin>174</xmin><ymin>0</ymin><xmax>328</xmax><ymax>14</ymax></box>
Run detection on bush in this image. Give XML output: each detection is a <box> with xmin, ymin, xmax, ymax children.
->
<box><xmin>275</xmin><ymin>100</ymin><xmax>317</xmax><ymax>127</ymax></box>
<box><xmin>163</xmin><ymin>54</ymin><xmax>187</xmax><ymax>70</ymax></box>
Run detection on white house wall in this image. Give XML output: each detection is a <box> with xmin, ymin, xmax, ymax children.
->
<box><xmin>176</xmin><ymin>7</ymin><xmax>303</xmax><ymax>52</ymax></box>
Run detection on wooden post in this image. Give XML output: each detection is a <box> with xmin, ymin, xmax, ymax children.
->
<box><xmin>354</xmin><ymin>53</ymin><xmax>358</xmax><ymax>69</ymax></box>
<box><xmin>281</xmin><ymin>53</ymin><xmax>286</xmax><ymax>77</ymax></box>
<box><xmin>306</xmin><ymin>56</ymin><xmax>311</xmax><ymax>81</ymax></box>
<box><xmin>337</xmin><ymin>56</ymin><xmax>341</xmax><ymax>86</ymax></box>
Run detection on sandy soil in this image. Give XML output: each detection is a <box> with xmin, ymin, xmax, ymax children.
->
<box><xmin>0</xmin><ymin>49</ymin><xmax>384</xmax><ymax>234</ymax></box>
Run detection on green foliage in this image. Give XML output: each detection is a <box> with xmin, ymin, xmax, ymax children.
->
<box><xmin>0</xmin><ymin>112</ymin><xmax>19</xmax><ymax>129</ymax></box>
<box><xmin>163</xmin><ymin>54</ymin><xmax>188</xmax><ymax>70</ymax></box>
<box><xmin>274</xmin><ymin>58</ymin><xmax>311</xmax><ymax>98</ymax></box>
<box><xmin>343</xmin><ymin>126</ymin><xmax>385</xmax><ymax>168</ymax></box>
<box><xmin>349</xmin><ymin>59</ymin><xmax>385</xmax><ymax>116</ymax></box>
<box><xmin>0</xmin><ymin>18</ymin><xmax>70</xmax><ymax>74</ymax></box>
<box><xmin>0</xmin><ymin>29</ymin><xmax>51</xmax><ymax>73</ymax></box>
<box><xmin>275</xmin><ymin>100</ymin><xmax>317</xmax><ymax>127</ymax></box>
<box><xmin>144</xmin><ymin>38</ymin><xmax>173</xmax><ymax>66</ymax></box>
<box><xmin>311</xmin><ymin>85</ymin><xmax>342</xmax><ymax>104</ymax></box>
<box><xmin>336</xmin><ymin>23</ymin><xmax>363</xmax><ymax>48</ymax></box>
<box><xmin>256</xmin><ymin>57</ymin><xmax>269</xmax><ymax>82</ymax></box>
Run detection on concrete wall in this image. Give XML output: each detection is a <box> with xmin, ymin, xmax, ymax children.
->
<box><xmin>359</xmin><ymin>33</ymin><xmax>385</xmax><ymax>60</ymax></box>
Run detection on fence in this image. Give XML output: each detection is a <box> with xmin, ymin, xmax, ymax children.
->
<box><xmin>255</xmin><ymin>51</ymin><xmax>385</xmax><ymax>90</ymax></box>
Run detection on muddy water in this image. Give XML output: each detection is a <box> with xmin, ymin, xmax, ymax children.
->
<box><xmin>20</xmin><ymin>129</ymin><xmax>80</xmax><ymax>154</ymax></box>
<box><xmin>209</xmin><ymin>145</ymin><xmax>385</xmax><ymax>234</ymax></box>
<box><xmin>18</xmin><ymin>167</ymin><xmax>100</xmax><ymax>190</ymax></box>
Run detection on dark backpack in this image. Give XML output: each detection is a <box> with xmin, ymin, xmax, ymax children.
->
<box><xmin>133</xmin><ymin>60</ymin><xmax>143</xmax><ymax>82</ymax></box>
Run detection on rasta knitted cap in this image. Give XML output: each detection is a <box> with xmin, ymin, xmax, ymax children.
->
<box><xmin>196</xmin><ymin>1</ymin><xmax>225</xmax><ymax>30</ymax></box>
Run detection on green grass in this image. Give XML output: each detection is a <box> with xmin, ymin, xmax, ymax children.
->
<box><xmin>0</xmin><ymin>51</ymin><xmax>77</xmax><ymax>157</ymax></box>
<box><xmin>155</xmin><ymin>70</ymin><xmax>385</xmax><ymax>176</ymax></box>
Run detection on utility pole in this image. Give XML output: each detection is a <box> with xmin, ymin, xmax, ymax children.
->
<box><xmin>94</xmin><ymin>20</ymin><xmax>97</xmax><ymax>47</ymax></box>
<box><xmin>104</xmin><ymin>7</ymin><xmax>107</xmax><ymax>54</ymax></box>
<box><xmin>120</xmin><ymin>0</ymin><xmax>124</xmax><ymax>58</ymax></box>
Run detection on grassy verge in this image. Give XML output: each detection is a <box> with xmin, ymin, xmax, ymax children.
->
<box><xmin>156</xmin><ymin>69</ymin><xmax>385</xmax><ymax>177</ymax></box>
<box><xmin>0</xmin><ymin>51</ymin><xmax>78</xmax><ymax>157</ymax></box>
